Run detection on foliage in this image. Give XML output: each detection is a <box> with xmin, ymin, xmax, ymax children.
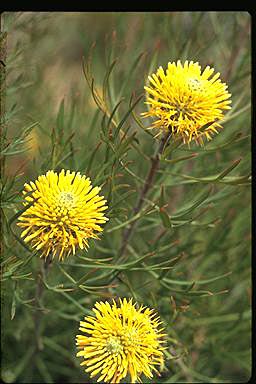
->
<box><xmin>1</xmin><ymin>11</ymin><xmax>251</xmax><ymax>383</ymax></box>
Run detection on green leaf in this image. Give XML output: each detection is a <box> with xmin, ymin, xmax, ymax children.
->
<box><xmin>159</xmin><ymin>207</ymin><xmax>172</xmax><ymax>229</ymax></box>
<box><xmin>159</xmin><ymin>185</ymin><xmax>166</xmax><ymax>208</ymax></box>
<box><xmin>189</xmin><ymin>310</ymin><xmax>251</xmax><ymax>326</ymax></box>
<box><xmin>14</xmin><ymin>347</ymin><xmax>36</xmax><ymax>380</ymax></box>
<box><xmin>162</xmin><ymin>137</ymin><xmax>183</xmax><ymax>158</ymax></box>
<box><xmin>56</xmin><ymin>98</ymin><xmax>65</xmax><ymax>135</ymax></box>
<box><xmin>103</xmin><ymin>59</ymin><xmax>117</xmax><ymax>106</ymax></box>
<box><xmin>11</xmin><ymin>293</ymin><xmax>16</xmax><ymax>320</ymax></box>
<box><xmin>43</xmin><ymin>337</ymin><xmax>73</xmax><ymax>360</ymax></box>
<box><xmin>58</xmin><ymin>265</ymin><xmax>77</xmax><ymax>284</ymax></box>
<box><xmin>36</xmin><ymin>356</ymin><xmax>54</xmax><ymax>383</ymax></box>
<box><xmin>171</xmin><ymin>188</ymin><xmax>212</xmax><ymax>219</ymax></box>
<box><xmin>1</xmin><ymin>121</ymin><xmax>38</xmax><ymax>156</ymax></box>
<box><xmin>163</xmin><ymin>272</ymin><xmax>233</xmax><ymax>287</ymax></box>
<box><xmin>106</xmin><ymin>205</ymin><xmax>156</xmax><ymax>233</ymax></box>
<box><xmin>117</xmin><ymin>51</ymin><xmax>146</xmax><ymax>100</ymax></box>
<box><xmin>108</xmin><ymin>189</ymin><xmax>136</xmax><ymax>213</ymax></box>
<box><xmin>106</xmin><ymin>98</ymin><xmax>124</xmax><ymax>133</ymax></box>
<box><xmin>9</xmin><ymin>197</ymin><xmax>39</xmax><ymax>227</ymax></box>
<box><xmin>113</xmin><ymin>94</ymin><xmax>143</xmax><ymax>140</ymax></box>
<box><xmin>59</xmin><ymin>291</ymin><xmax>91</xmax><ymax>313</ymax></box>
<box><xmin>86</xmin><ymin>141</ymin><xmax>102</xmax><ymax>174</ymax></box>
<box><xmin>216</xmin><ymin>158</ymin><xmax>242</xmax><ymax>180</ymax></box>
<box><xmin>160</xmin><ymin>153</ymin><xmax>197</xmax><ymax>164</ymax></box>
<box><xmin>163</xmin><ymin>158</ymin><xmax>246</xmax><ymax>186</ymax></box>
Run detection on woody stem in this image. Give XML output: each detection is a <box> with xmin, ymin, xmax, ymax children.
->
<box><xmin>117</xmin><ymin>132</ymin><xmax>170</xmax><ymax>265</ymax></box>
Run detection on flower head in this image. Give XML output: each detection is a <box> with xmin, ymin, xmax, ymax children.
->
<box><xmin>142</xmin><ymin>60</ymin><xmax>231</xmax><ymax>144</ymax></box>
<box><xmin>76</xmin><ymin>298</ymin><xmax>166</xmax><ymax>383</ymax></box>
<box><xmin>17</xmin><ymin>169</ymin><xmax>108</xmax><ymax>260</ymax></box>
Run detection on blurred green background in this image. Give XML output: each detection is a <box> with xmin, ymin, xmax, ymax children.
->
<box><xmin>1</xmin><ymin>12</ymin><xmax>251</xmax><ymax>383</ymax></box>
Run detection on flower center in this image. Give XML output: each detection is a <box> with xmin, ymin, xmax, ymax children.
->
<box><xmin>58</xmin><ymin>192</ymin><xmax>75</xmax><ymax>208</ymax></box>
<box><xmin>106</xmin><ymin>336</ymin><xmax>123</xmax><ymax>355</ymax></box>
<box><xmin>187</xmin><ymin>77</ymin><xmax>204</xmax><ymax>92</ymax></box>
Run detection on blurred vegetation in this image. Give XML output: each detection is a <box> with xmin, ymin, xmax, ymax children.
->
<box><xmin>1</xmin><ymin>11</ymin><xmax>251</xmax><ymax>383</ymax></box>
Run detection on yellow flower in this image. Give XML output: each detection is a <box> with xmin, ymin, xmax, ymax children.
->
<box><xmin>76</xmin><ymin>298</ymin><xmax>166</xmax><ymax>383</ymax></box>
<box><xmin>142</xmin><ymin>60</ymin><xmax>231</xmax><ymax>144</ymax></box>
<box><xmin>17</xmin><ymin>169</ymin><xmax>108</xmax><ymax>260</ymax></box>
